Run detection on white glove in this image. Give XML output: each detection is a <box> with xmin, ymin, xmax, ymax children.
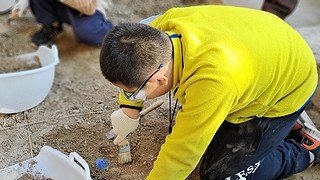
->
<box><xmin>111</xmin><ymin>109</ymin><xmax>140</xmax><ymax>145</ymax></box>
<box><xmin>11</xmin><ymin>0</ymin><xmax>29</xmax><ymax>17</ymax></box>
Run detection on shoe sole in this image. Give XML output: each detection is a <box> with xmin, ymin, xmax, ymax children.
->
<box><xmin>297</xmin><ymin>111</ymin><xmax>316</xmax><ymax>128</ymax></box>
<box><xmin>300</xmin><ymin>128</ymin><xmax>320</xmax><ymax>150</ymax></box>
<box><xmin>296</xmin><ymin>111</ymin><xmax>320</xmax><ymax>150</ymax></box>
<box><xmin>292</xmin><ymin>111</ymin><xmax>316</xmax><ymax>130</ymax></box>
<box><xmin>31</xmin><ymin>32</ymin><xmax>64</xmax><ymax>48</ymax></box>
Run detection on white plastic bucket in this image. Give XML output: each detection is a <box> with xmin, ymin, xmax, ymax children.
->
<box><xmin>0</xmin><ymin>0</ymin><xmax>15</xmax><ymax>13</ymax></box>
<box><xmin>0</xmin><ymin>146</ymin><xmax>92</xmax><ymax>180</ymax></box>
<box><xmin>0</xmin><ymin>45</ymin><xmax>59</xmax><ymax>113</ymax></box>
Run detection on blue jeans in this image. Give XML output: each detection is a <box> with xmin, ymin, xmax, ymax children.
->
<box><xmin>200</xmin><ymin>108</ymin><xmax>310</xmax><ymax>180</ymax></box>
<box><xmin>29</xmin><ymin>0</ymin><xmax>113</xmax><ymax>46</ymax></box>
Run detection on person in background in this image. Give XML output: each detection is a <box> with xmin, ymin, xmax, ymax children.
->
<box><xmin>182</xmin><ymin>0</ymin><xmax>298</xmax><ymax>20</ymax></box>
<box><xmin>99</xmin><ymin>5</ymin><xmax>319</xmax><ymax>180</ymax></box>
<box><xmin>10</xmin><ymin>0</ymin><xmax>113</xmax><ymax>47</ymax></box>
<box><xmin>262</xmin><ymin>0</ymin><xmax>298</xmax><ymax>19</ymax></box>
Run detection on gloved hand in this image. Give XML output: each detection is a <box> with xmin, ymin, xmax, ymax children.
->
<box><xmin>11</xmin><ymin>0</ymin><xmax>29</xmax><ymax>17</ymax></box>
<box><xmin>111</xmin><ymin>109</ymin><xmax>140</xmax><ymax>145</ymax></box>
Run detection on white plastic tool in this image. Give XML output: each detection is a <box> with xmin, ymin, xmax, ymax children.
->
<box><xmin>0</xmin><ymin>45</ymin><xmax>59</xmax><ymax>113</ymax></box>
<box><xmin>0</xmin><ymin>146</ymin><xmax>92</xmax><ymax>180</ymax></box>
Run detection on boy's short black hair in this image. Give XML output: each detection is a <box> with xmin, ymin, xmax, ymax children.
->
<box><xmin>100</xmin><ymin>23</ymin><xmax>172</xmax><ymax>88</ymax></box>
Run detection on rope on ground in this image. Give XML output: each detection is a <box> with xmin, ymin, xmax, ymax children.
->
<box><xmin>24</xmin><ymin>111</ymin><xmax>34</xmax><ymax>158</ymax></box>
<box><xmin>0</xmin><ymin>110</ymin><xmax>107</xmax><ymax>131</ymax></box>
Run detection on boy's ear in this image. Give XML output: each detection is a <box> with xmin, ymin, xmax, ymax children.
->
<box><xmin>154</xmin><ymin>75</ymin><xmax>168</xmax><ymax>86</ymax></box>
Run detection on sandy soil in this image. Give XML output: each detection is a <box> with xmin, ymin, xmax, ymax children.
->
<box><xmin>0</xmin><ymin>0</ymin><xmax>319</xmax><ymax>180</ymax></box>
<box><xmin>0</xmin><ymin>56</ymin><xmax>41</xmax><ymax>74</ymax></box>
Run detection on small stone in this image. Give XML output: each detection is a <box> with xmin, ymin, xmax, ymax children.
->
<box><xmin>64</xmin><ymin>124</ymin><xmax>70</xmax><ymax>129</ymax></box>
<box><xmin>73</xmin><ymin>109</ymin><xmax>80</xmax><ymax>113</ymax></box>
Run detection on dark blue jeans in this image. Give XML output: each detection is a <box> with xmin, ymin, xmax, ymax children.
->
<box><xmin>29</xmin><ymin>0</ymin><xmax>113</xmax><ymax>46</ymax></box>
<box><xmin>200</xmin><ymin>108</ymin><xmax>310</xmax><ymax>180</ymax></box>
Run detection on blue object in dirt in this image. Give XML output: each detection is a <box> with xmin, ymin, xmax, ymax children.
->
<box><xmin>96</xmin><ymin>158</ymin><xmax>109</xmax><ymax>169</ymax></box>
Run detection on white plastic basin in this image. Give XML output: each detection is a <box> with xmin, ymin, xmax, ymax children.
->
<box><xmin>0</xmin><ymin>0</ymin><xmax>15</xmax><ymax>13</ymax></box>
<box><xmin>0</xmin><ymin>45</ymin><xmax>59</xmax><ymax>114</ymax></box>
<box><xmin>0</xmin><ymin>146</ymin><xmax>92</xmax><ymax>180</ymax></box>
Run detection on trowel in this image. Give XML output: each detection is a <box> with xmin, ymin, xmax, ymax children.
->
<box><xmin>0</xmin><ymin>10</ymin><xmax>18</xmax><ymax>34</ymax></box>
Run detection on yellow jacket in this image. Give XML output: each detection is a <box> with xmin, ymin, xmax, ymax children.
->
<box><xmin>120</xmin><ymin>5</ymin><xmax>318</xmax><ymax>179</ymax></box>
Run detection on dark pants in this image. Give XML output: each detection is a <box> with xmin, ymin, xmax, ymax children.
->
<box><xmin>29</xmin><ymin>0</ymin><xmax>113</xmax><ymax>46</ymax></box>
<box><xmin>262</xmin><ymin>0</ymin><xmax>298</xmax><ymax>19</ymax></box>
<box><xmin>200</xmin><ymin>108</ymin><xmax>310</xmax><ymax>180</ymax></box>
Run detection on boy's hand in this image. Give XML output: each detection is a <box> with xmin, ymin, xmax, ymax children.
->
<box><xmin>11</xmin><ymin>0</ymin><xmax>29</xmax><ymax>17</ymax></box>
<box><xmin>111</xmin><ymin>109</ymin><xmax>140</xmax><ymax>144</ymax></box>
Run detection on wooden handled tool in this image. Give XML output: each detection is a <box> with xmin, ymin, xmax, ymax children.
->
<box><xmin>106</xmin><ymin>99</ymin><xmax>164</xmax><ymax>139</ymax></box>
<box><xmin>117</xmin><ymin>99</ymin><xmax>164</xmax><ymax>164</ymax></box>
<box><xmin>117</xmin><ymin>138</ymin><xmax>132</xmax><ymax>164</ymax></box>
<box><xmin>139</xmin><ymin>99</ymin><xmax>164</xmax><ymax>117</ymax></box>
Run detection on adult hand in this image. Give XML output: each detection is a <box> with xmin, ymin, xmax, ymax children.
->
<box><xmin>11</xmin><ymin>0</ymin><xmax>29</xmax><ymax>17</ymax></box>
<box><xmin>111</xmin><ymin>109</ymin><xmax>140</xmax><ymax>145</ymax></box>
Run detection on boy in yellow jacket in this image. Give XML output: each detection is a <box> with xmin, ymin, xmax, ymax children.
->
<box><xmin>100</xmin><ymin>5</ymin><xmax>319</xmax><ymax>180</ymax></box>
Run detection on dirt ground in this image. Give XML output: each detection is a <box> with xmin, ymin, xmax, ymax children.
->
<box><xmin>0</xmin><ymin>0</ymin><xmax>319</xmax><ymax>180</ymax></box>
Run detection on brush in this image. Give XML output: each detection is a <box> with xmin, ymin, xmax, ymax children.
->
<box><xmin>117</xmin><ymin>138</ymin><xmax>132</xmax><ymax>164</ymax></box>
<box><xmin>114</xmin><ymin>99</ymin><xmax>164</xmax><ymax>164</ymax></box>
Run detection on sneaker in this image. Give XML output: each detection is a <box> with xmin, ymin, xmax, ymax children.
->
<box><xmin>286</xmin><ymin>111</ymin><xmax>320</xmax><ymax>166</ymax></box>
<box><xmin>285</xmin><ymin>111</ymin><xmax>315</xmax><ymax>142</ymax></box>
<box><xmin>294</xmin><ymin>111</ymin><xmax>317</xmax><ymax>130</ymax></box>
<box><xmin>296</xmin><ymin>111</ymin><xmax>320</xmax><ymax>166</ymax></box>
<box><xmin>31</xmin><ymin>23</ymin><xmax>63</xmax><ymax>47</ymax></box>
<box><xmin>300</xmin><ymin>123</ymin><xmax>320</xmax><ymax>166</ymax></box>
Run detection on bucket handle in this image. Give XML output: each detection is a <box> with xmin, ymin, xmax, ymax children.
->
<box><xmin>69</xmin><ymin>152</ymin><xmax>91</xmax><ymax>180</ymax></box>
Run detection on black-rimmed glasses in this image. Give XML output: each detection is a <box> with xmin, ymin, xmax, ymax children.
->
<box><xmin>120</xmin><ymin>64</ymin><xmax>164</xmax><ymax>102</ymax></box>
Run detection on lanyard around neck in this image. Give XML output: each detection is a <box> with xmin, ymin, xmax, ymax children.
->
<box><xmin>168</xmin><ymin>33</ymin><xmax>182</xmax><ymax>134</ymax></box>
